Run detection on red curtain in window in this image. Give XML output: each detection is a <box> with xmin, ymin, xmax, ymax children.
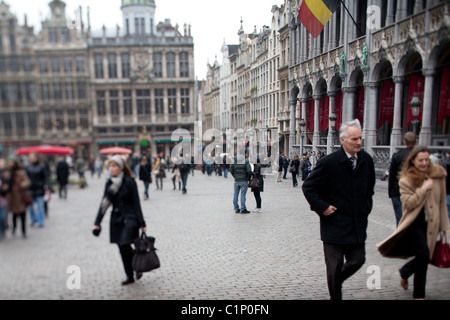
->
<box><xmin>357</xmin><ymin>86</ymin><xmax>365</xmax><ymax>124</ymax></box>
<box><xmin>378</xmin><ymin>80</ymin><xmax>395</xmax><ymax>128</ymax></box>
<box><xmin>306</xmin><ymin>99</ymin><xmax>314</xmax><ymax>133</ymax></box>
<box><xmin>319</xmin><ymin>94</ymin><xmax>330</xmax><ymax>131</ymax></box>
<box><xmin>406</xmin><ymin>74</ymin><xmax>425</xmax><ymax>128</ymax></box>
<box><xmin>438</xmin><ymin>66</ymin><xmax>450</xmax><ymax>125</ymax></box>
<box><xmin>335</xmin><ymin>91</ymin><xmax>343</xmax><ymax>130</ymax></box>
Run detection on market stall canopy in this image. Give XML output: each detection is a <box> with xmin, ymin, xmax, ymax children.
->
<box><xmin>99</xmin><ymin>147</ymin><xmax>133</xmax><ymax>155</ymax></box>
<box><xmin>16</xmin><ymin>145</ymin><xmax>74</xmax><ymax>156</ymax></box>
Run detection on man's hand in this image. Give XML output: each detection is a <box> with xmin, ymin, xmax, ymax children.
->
<box><xmin>323</xmin><ymin>205</ymin><xmax>337</xmax><ymax>216</ymax></box>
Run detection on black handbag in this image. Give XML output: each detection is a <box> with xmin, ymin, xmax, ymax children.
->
<box><xmin>248</xmin><ymin>176</ymin><xmax>260</xmax><ymax>189</ymax></box>
<box><xmin>132</xmin><ymin>232</ymin><xmax>160</xmax><ymax>273</ymax></box>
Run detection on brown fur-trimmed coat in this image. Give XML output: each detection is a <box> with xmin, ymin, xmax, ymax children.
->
<box><xmin>377</xmin><ymin>164</ymin><xmax>449</xmax><ymax>260</ymax></box>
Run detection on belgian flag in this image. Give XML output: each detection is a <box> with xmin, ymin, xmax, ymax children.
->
<box><xmin>299</xmin><ymin>0</ymin><xmax>340</xmax><ymax>38</ymax></box>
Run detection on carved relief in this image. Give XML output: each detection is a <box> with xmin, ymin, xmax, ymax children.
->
<box><xmin>130</xmin><ymin>51</ymin><xmax>155</xmax><ymax>83</ymax></box>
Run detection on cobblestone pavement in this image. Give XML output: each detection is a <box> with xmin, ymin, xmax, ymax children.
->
<box><xmin>0</xmin><ymin>167</ymin><xmax>449</xmax><ymax>301</ymax></box>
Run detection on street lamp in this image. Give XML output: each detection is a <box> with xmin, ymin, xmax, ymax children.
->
<box><xmin>410</xmin><ymin>93</ymin><xmax>422</xmax><ymax>135</ymax></box>
<box><xmin>299</xmin><ymin>118</ymin><xmax>306</xmax><ymax>155</ymax></box>
<box><xmin>329</xmin><ymin>112</ymin><xmax>337</xmax><ymax>150</ymax></box>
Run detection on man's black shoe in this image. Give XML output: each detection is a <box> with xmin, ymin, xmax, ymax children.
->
<box><xmin>121</xmin><ymin>278</ymin><xmax>135</xmax><ymax>286</ymax></box>
<box><xmin>240</xmin><ymin>209</ymin><xmax>251</xmax><ymax>214</ymax></box>
<box><xmin>235</xmin><ymin>210</ymin><xmax>240</xmax><ymax>213</ymax></box>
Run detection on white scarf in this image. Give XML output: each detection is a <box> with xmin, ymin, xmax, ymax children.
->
<box><xmin>99</xmin><ymin>173</ymin><xmax>123</xmax><ymax>216</ymax></box>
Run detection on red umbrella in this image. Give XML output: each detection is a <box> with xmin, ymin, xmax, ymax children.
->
<box><xmin>16</xmin><ymin>145</ymin><xmax>74</xmax><ymax>156</ymax></box>
<box><xmin>100</xmin><ymin>147</ymin><xmax>133</xmax><ymax>155</ymax></box>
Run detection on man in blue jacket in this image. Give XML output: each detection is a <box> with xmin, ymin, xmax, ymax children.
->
<box><xmin>302</xmin><ymin>119</ymin><xmax>375</xmax><ymax>300</ymax></box>
<box><xmin>230</xmin><ymin>154</ymin><xmax>252</xmax><ymax>214</ymax></box>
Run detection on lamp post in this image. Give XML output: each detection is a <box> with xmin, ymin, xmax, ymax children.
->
<box><xmin>299</xmin><ymin>118</ymin><xmax>306</xmax><ymax>155</ymax></box>
<box><xmin>410</xmin><ymin>93</ymin><xmax>422</xmax><ymax>135</ymax></box>
<box><xmin>329</xmin><ymin>112</ymin><xmax>337</xmax><ymax>151</ymax></box>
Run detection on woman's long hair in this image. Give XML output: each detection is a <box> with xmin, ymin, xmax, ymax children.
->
<box><xmin>400</xmin><ymin>145</ymin><xmax>431</xmax><ymax>188</ymax></box>
<box><xmin>109</xmin><ymin>155</ymin><xmax>134</xmax><ymax>178</ymax></box>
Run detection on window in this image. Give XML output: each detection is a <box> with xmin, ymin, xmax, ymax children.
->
<box><xmin>53</xmin><ymin>82</ymin><xmax>62</xmax><ymax>100</ymax></box>
<box><xmin>77</xmin><ymin>81</ymin><xmax>86</xmax><ymax>100</ymax></box>
<box><xmin>9</xmin><ymin>34</ymin><xmax>15</xmax><ymax>52</ymax></box>
<box><xmin>16</xmin><ymin>113</ymin><xmax>24</xmax><ymax>134</ymax></box>
<box><xmin>61</xmin><ymin>27</ymin><xmax>71</xmax><ymax>42</ymax></box>
<box><xmin>153</xmin><ymin>52</ymin><xmax>162</xmax><ymax>77</ymax></box>
<box><xmin>23</xmin><ymin>56</ymin><xmax>33</xmax><ymax>72</ymax></box>
<box><xmin>2</xmin><ymin>113</ymin><xmax>12</xmax><ymax>134</ymax></box>
<box><xmin>108</xmin><ymin>53</ymin><xmax>117</xmax><ymax>78</ymax></box>
<box><xmin>39</xmin><ymin>56</ymin><xmax>48</xmax><ymax>73</ymax></box>
<box><xmin>10</xmin><ymin>56</ymin><xmax>19</xmax><ymax>72</ymax></box>
<box><xmin>121</xmin><ymin>53</ymin><xmax>130</xmax><ymax>78</ymax></box>
<box><xmin>110</xmin><ymin>90</ymin><xmax>119</xmax><ymax>116</ymax></box>
<box><xmin>94</xmin><ymin>53</ymin><xmax>104</xmax><ymax>78</ymax></box>
<box><xmin>51</xmin><ymin>56</ymin><xmax>60</xmax><ymax>73</ymax></box>
<box><xmin>55</xmin><ymin>109</ymin><xmax>64</xmax><ymax>130</ymax></box>
<box><xmin>43</xmin><ymin>110</ymin><xmax>53</xmax><ymax>130</ymax></box>
<box><xmin>123</xmin><ymin>90</ymin><xmax>132</xmax><ymax>115</ymax></box>
<box><xmin>29</xmin><ymin>112</ymin><xmax>38</xmax><ymax>134</ymax></box>
<box><xmin>10</xmin><ymin>83</ymin><xmax>22</xmax><ymax>104</ymax></box>
<box><xmin>125</xmin><ymin>18</ymin><xmax>130</xmax><ymax>35</ymax></box>
<box><xmin>64</xmin><ymin>55</ymin><xmax>72</xmax><ymax>73</ymax></box>
<box><xmin>79</xmin><ymin>108</ymin><xmax>88</xmax><ymax>129</ymax></box>
<box><xmin>41</xmin><ymin>83</ymin><xmax>50</xmax><ymax>101</ymax></box>
<box><xmin>155</xmin><ymin>89</ymin><xmax>164</xmax><ymax>114</ymax></box>
<box><xmin>0</xmin><ymin>83</ymin><xmax>8</xmax><ymax>103</ymax></box>
<box><xmin>134</xmin><ymin>17</ymin><xmax>145</xmax><ymax>34</ymax></box>
<box><xmin>25</xmin><ymin>82</ymin><xmax>36</xmax><ymax>102</ymax></box>
<box><xmin>168</xmin><ymin>88</ymin><xmax>177</xmax><ymax>114</ymax></box>
<box><xmin>137</xmin><ymin>89</ymin><xmax>151</xmax><ymax>116</ymax></box>
<box><xmin>66</xmin><ymin>82</ymin><xmax>74</xmax><ymax>100</ymax></box>
<box><xmin>49</xmin><ymin>27</ymin><xmax>58</xmax><ymax>43</ymax></box>
<box><xmin>0</xmin><ymin>57</ymin><xmax>6</xmax><ymax>73</ymax></box>
<box><xmin>0</xmin><ymin>35</ymin><xmax>3</xmax><ymax>53</ymax></box>
<box><xmin>96</xmin><ymin>91</ymin><xmax>106</xmax><ymax>116</ymax></box>
<box><xmin>76</xmin><ymin>55</ymin><xmax>85</xmax><ymax>72</ymax></box>
<box><xmin>181</xmin><ymin>88</ymin><xmax>190</xmax><ymax>114</ymax></box>
<box><xmin>68</xmin><ymin>109</ymin><xmax>76</xmax><ymax>129</ymax></box>
<box><xmin>166</xmin><ymin>52</ymin><xmax>176</xmax><ymax>78</ymax></box>
<box><xmin>180</xmin><ymin>52</ymin><xmax>189</xmax><ymax>77</ymax></box>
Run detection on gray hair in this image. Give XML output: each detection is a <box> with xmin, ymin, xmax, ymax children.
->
<box><xmin>339</xmin><ymin>119</ymin><xmax>362</xmax><ymax>140</ymax></box>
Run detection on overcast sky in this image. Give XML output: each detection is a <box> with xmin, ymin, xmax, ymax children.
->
<box><xmin>9</xmin><ymin>0</ymin><xmax>281</xmax><ymax>79</ymax></box>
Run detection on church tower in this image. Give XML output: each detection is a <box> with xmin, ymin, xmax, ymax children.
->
<box><xmin>121</xmin><ymin>0</ymin><xmax>156</xmax><ymax>36</ymax></box>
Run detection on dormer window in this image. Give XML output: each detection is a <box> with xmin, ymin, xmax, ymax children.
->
<box><xmin>49</xmin><ymin>27</ymin><xmax>58</xmax><ymax>42</ymax></box>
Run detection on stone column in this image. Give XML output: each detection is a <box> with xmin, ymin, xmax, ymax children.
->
<box><xmin>289</xmin><ymin>96</ymin><xmax>298</xmax><ymax>159</ymax></box>
<box><xmin>341</xmin><ymin>86</ymin><xmax>357</xmax><ymax>123</ymax></box>
<box><xmin>396</xmin><ymin>0</ymin><xmax>407</xmax><ymax>22</ymax></box>
<box><xmin>390</xmin><ymin>76</ymin><xmax>405</xmax><ymax>154</ymax></box>
<box><xmin>363</xmin><ymin>82</ymin><xmax>380</xmax><ymax>156</ymax></box>
<box><xmin>386</xmin><ymin>0</ymin><xmax>395</xmax><ymax>25</ymax></box>
<box><xmin>313</xmin><ymin>94</ymin><xmax>321</xmax><ymax>150</ymax></box>
<box><xmin>327</xmin><ymin>91</ymin><xmax>337</xmax><ymax>154</ymax></box>
<box><xmin>420</xmin><ymin>69</ymin><xmax>435</xmax><ymax>146</ymax></box>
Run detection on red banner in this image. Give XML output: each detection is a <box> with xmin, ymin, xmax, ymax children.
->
<box><xmin>319</xmin><ymin>94</ymin><xmax>330</xmax><ymax>132</ymax></box>
<box><xmin>406</xmin><ymin>74</ymin><xmax>424</xmax><ymax>128</ymax></box>
<box><xmin>357</xmin><ymin>86</ymin><xmax>365</xmax><ymax>124</ymax></box>
<box><xmin>379</xmin><ymin>80</ymin><xmax>395</xmax><ymax>128</ymax></box>
<box><xmin>438</xmin><ymin>66</ymin><xmax>450</xmax><ymax>125</ymax></box>
<box><xmin>306</xmin><ymin>99</ymin><xmax>314</xmax><ymax>133</ymax></box>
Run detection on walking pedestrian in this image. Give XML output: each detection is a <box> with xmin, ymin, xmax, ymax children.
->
<box><xmin>388</xmin><ymin>131</ymin><xmax>417</xmax><ymax>226</ymax></box>
<box><xmin>26</xmin><ymin>152</ymin><xmax>49</xmax><ymax>228</ymax></box>
<box><xmin>289</xmin><ymin>154</ymin><xmax>300</xmax><ymax>187</ymax></box>
<box><xmin>56</xmin><ymin>157</ymin><xmax>70</xmax><ymax>199</ymax></box>
<box><xmin>230</xmin><ymin>154</ymin><xmax>252</xmax><ymax>214</ymax></box>
<box><xmin>92</xmin><ymin>155</ymin><xmax>147</xmax><ymax>285</ymax></box>
<box><xmin>310</xmin><ymin>151</ymin><xmax>318</xmax><ymax>170</ymax></box>
<box><xmin>153</xmin><ymin>155</ymin><xmax>166</xmax><ymax>190</ymax></box>
<box><xmin>177</xmin><ymin>154</ymin><xmax>191</xmax><ymax>194</ymax></box>
<box><xmin>282</xmin><ymin>154</ymin><xmax>289</xmax><ymax>179</ymax></box>
<box><xmin>250</xmin><ymin>156</ymin><xmax>269</xmax><ymax>213</ymax></box>
<box><xmin>0</xmin><ymin>158</ymin><xmax>9</xmax><ymax>240</ymax></box>
<box><xmin>302</xmin><ymin>119</ymin><xmax>376</xmax><ymax>300</ymax></box>
<box><xmin>7</xmin><ymin>160</ymin><xmax>31</xmax><ymax>238</ymax></box>
<box><xmin>300</xmin><ymin>153</ymin><xmax>311</xmax><ymax>181</ymax></box>
<box><xmin>138</xmin><ymin>154</ymin><xmax>152</xmax><ymax>200</ymax></box>
<box><xmin>171</xmin><ymin>162</ymin><xmax>181</xmax><ymax>191</ymax></box>
<box><xmin>95</xmin><ymin>156</ymin><xmax>103</xmax><ymax>178</ymax></box>
<box><xmin>276</xmin><ymin>154</ymin><xmax>283</xmax><ymax>182</ymax></box>
<box><xmin>377</xmin><ymin>146</ymin><xmax>449</xmax><ymax>300</ymax></box>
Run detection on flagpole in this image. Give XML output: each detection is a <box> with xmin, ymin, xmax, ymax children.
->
<box><xmin>339</xmin><ymin>0</ymin><xmax>364</xmax><ymax>37</ymax></box>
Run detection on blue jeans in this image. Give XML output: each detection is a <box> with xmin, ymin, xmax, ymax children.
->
<box><xmin>143</xmin><ymin>181</ymin><xmax>150</xmax><ymax>198</ymax></box>
<box><xmin>233</xmin><ymin>181</ymin><xmax>248</xmax><ymax>211</ymax></box>
<box><xmin>29</xmin><ymin>196</ymin><xmax>45</xmax><ymax>227</ymax></box>
<box><xmin>181</xmin><ymin>172</ymin><xmax>189</xmax><ymax>192</ymax></box>
<box><xmin>391</xmin><ymin>196</ymin><xmax>403</xmax><ymax>226</ymax></box>
<box><xmin>0</xmin><ymin>206</ymin><xmax>6</xmax><ymax>239</ymax></box>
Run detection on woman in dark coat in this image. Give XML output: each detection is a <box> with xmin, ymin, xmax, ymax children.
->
<box><xmin>92</xmin><ymin>155</ymin><xmax>147</xmax><ymax>285</ymax></box>
<box><xmin>56</xmin><ymin>158</ymin><xmax>70</xmax><ymax>199</ymax></box>
<box><xmin>290</xmin><ymin>154</ymin><xmax>301</xmax><ymax>187</ymax></box>
<box><xmin>250</xmin><ymin>157</ymin><xmax>269</xmax><ymax>213</ymax></box>
<box><xmin>138</xmin><ymin>155</ymin><xmax>152</xmax><ymax>200</ymax></box>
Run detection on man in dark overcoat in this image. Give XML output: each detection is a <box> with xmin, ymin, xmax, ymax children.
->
<box><xmin>302</xmin><ymin>119</ymin><xmax>376</xmax><ymax>300</ymax></box>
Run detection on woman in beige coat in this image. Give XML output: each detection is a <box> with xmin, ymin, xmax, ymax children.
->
<box><xmin>377</xmin><ymin>146</ymin><xmax>448</xmax><ymax>300</ymax></box>
<box><xmin>7</xmin><ymin>160</ymin><xmax>31</xmax><ymax>238</ymax></box>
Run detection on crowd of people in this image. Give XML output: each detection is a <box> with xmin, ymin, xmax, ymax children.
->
<box><xmin>1</xmin><ymin>127</ymin><xmax>449</xmax><ymax>299</ymax></box>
